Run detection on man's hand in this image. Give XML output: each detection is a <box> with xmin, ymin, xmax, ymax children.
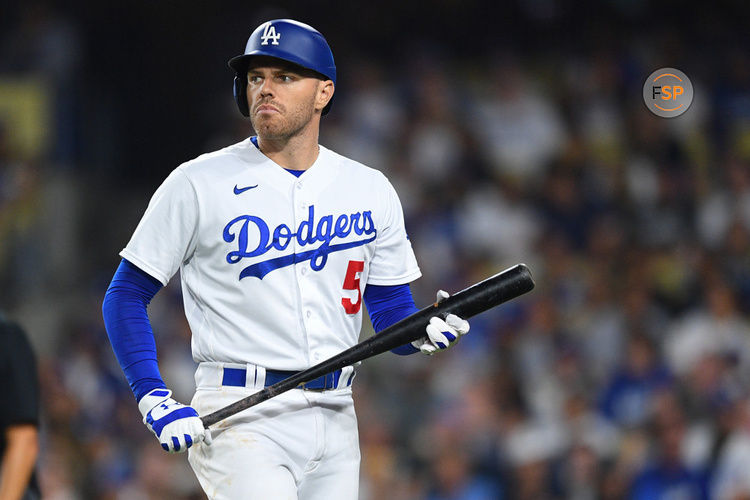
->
<box><xmin>412</xmin><ymin>290</ymin><xmax>470</xmax><ymax>355</ymax></box>
<box><xmin>138</xmin><ymin>388</ymin><xmax>211</xmax><ymax>453</ymax></box>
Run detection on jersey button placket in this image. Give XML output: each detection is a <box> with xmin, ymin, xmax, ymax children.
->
<box><xmin>295</xmin><ymin>186</ymin><xmax>309</xmax><ymax>278</ymax></box>
<box><xmin>294</xmin><ymin>180</ymin><xmax>314</xmax><ymax>365</ymax></box>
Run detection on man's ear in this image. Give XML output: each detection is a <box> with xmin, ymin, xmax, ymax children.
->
<box><xmin>316</xmin><ymin>80</ymin><xmax>334</xmax><ymax>112</ymax></box>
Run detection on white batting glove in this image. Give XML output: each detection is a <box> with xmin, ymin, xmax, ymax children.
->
<box><xmin>138</xmin><ymin>388</ymin><xmax>211</xmax><ymax>453</ymax></box>
<box><xmin>412</xmin><ymin>290</ymin><xmax>470</xmax><ymax>355</ymax></box>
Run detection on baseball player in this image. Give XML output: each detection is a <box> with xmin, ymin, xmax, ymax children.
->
<box><xmin>102</xmin><ymin>19</ymin><xmax>470</xmax><ymax>499</ymax></box>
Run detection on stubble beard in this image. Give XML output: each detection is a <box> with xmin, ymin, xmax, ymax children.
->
<box><xmin>251</xmin><ymin>94</ymin><xmax>317</xmax><ymax>141</ymax></box>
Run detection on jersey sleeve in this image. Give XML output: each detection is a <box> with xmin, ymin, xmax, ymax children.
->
<box><xmin>120</xmin><ymin>168</ymin><xmax>199</xmax><ymax>286</ymax></box>
<box><xmin>367</xmin><ymin>176</ymin><xmax>421</xmax><ymax>286</ymax></box>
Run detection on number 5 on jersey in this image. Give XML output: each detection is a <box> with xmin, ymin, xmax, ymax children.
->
<box><xmin>341</xmin><ymin>260</ymin><xmax>365</xmax><ymax>314</ymax></box>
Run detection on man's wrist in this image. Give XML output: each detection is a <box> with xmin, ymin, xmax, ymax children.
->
<box><xmin>138</xmin><ymin>388</ymin><xmax>172</xmax><ymax>417</ymax></box>
<box><xmin>134</xmin><ymin>380</ymin><xmax>169</xmax><ymax>404</ymax></box>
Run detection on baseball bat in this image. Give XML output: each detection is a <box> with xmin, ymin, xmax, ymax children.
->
<box><xmin>201</xmin><ymin>263</ymin><xmax>535</xmax><ymax>428</ymax></box>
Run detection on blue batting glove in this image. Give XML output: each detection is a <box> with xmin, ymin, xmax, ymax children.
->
<box><xmin>412</xmin><ymin>290</ymin><xmax>470</xmax><ymax>355</ymax></box>
<box><xmin>138</xmin><ymin>388</ymin><xmax>211</xmax><ymax>453</ymax></box>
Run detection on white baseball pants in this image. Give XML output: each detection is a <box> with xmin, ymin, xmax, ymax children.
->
<box><xmin>187</xmin><ymin>363</ymin><xmax>360</xmax><ymax>500</ymax></box>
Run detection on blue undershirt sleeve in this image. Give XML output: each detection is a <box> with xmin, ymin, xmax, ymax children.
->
<box><xmin>102</xmin><ymin>258</ymin><xmax>167</xmax><ymax>401</ymax></box>
<box><xmin>363</xmin><ymin>283</ymin><xmax>420</xmax><ymax>355</ymax></box>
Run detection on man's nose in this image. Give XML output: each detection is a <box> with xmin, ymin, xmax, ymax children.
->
<box><xmin>258</xmin><ymin>77</ymin><xmax>275</xmax><ymax>96</ymax></box>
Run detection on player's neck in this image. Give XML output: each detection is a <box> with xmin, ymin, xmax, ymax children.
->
<box><xmin>257</xmin><ymin>127</ymin><xmax>320</xmax><ymax>170</ymax></box>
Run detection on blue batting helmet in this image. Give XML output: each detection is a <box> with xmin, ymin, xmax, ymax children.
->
<box><xmin>228</xmin><ymin>19</ymin><xmax>336</xmax><ymax>116</ymax></box>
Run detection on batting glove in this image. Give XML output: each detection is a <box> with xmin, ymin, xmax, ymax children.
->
<box><xmin>412</xmin><ymin>290</ymin><xmax>470</xmax><ymax>355</ymax></box>
<box><xmin>138</xmin><ymin>388</ymin><xmax>211</xmax><ymax>453</ymax></box>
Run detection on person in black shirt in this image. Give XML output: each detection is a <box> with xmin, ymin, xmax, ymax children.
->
<box><xmin>0</xmin><ymin>313</ymin><xmax>40</xmax><ymax>500</ymax></box>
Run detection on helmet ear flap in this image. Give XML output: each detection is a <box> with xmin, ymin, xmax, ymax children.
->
<box><xmin>233</xmin><ymin>75</ymin><xmax>250</xmax><ymax>117</ymax></box>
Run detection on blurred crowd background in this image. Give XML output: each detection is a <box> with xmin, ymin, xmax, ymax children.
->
<box><xmin>2</xmin><ymin>1</ymin><xmax>750</xmax><ymax>498</ymax></box>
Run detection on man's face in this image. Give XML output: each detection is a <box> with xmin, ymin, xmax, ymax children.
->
<box><xmin>246</xmin><ymin>56</ymin><xmax>332</xmax><ymax>140</ymax></box>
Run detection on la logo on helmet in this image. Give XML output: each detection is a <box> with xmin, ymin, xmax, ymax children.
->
<box><xmin>260</xmin><ymin>23</ymin><xmax>281</xmax><ymax>46</ymax></box>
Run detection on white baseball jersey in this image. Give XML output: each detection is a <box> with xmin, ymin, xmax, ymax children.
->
<box><xmin>121</xmin><ymin>138</ymin><xmax>421</xmax><ymax>369</ymax></box>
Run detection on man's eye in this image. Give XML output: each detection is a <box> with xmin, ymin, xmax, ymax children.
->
<box><xmin>248</xmin><ymin>76</ymin><xmax>262</xmax><ymax>84</ymax></box>
<box><xmin>278</xmin><ymin>75</ymin><xmax>293</xmax><ymax>82</ymax></box>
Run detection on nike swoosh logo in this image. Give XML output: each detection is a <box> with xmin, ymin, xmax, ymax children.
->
<box><xmin>234</xmin><ymin>184</ymin><xmax>258</xmax><ymax>195</ymax></box>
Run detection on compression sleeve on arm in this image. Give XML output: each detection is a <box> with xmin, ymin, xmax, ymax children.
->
<box><xmin>102</xmin><ymin>258</ymin><xmax>167</xmax><ymax>401</ymax></box>
<box><xmin>363</xmin><ymin>283</ymin><xmax>420</xmax><ymax>355</ymax></box>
